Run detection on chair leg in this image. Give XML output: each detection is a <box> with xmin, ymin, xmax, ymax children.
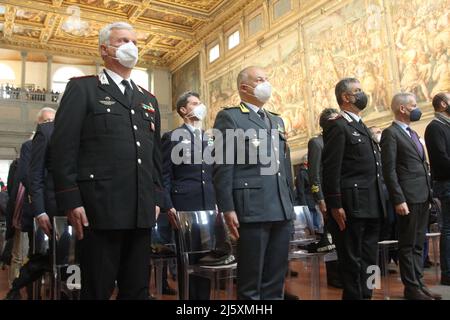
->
<box><xmin>310</xmin><ymin>255</ymin><xmax>321</xmax><ymax>300</ymax></box>
<box><xmin>381</xmin><ymin>245</ymin><xmax>390</xmax><ymax>300</ymax></box>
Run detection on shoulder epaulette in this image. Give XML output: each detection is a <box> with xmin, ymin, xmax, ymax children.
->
<box><xmin>328</xmin><ymin>114</ymin><xmax>343</xmax><ymax>121</ymax></box>
<box><xmin>222</xmin><ymin>105</ymin><xmax>239</xmax><ymax>110</ymax></box>
<box><xmin>267</xmin><ymin>110</ymin><xmax>280</xmax><ymax>116</ymax></box>
<box><xmin>138</xmin><ymin>86</ymin><xmax>155</xmax><ymax>98</ymax></box>
<box><xmin>70</xmin><ymin>75</ymin><xmax>96</xmax><ymax>80</ymax></box>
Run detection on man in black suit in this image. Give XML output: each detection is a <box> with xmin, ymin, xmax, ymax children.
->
<box><xmin>51</xmin><ymin>21</ymin><xmax>163</xmax><ymax>300</ymax></box>
<box><xmin>381</xmin><ymin>92</ymin><xmax>441</xmax><ymax>300</ymax></box>
<box><xmin>162</xmin><ymin>91</ymin><xmax>215</xmax><ymax>299</ymax></box>
<box><xmin>5</xmin><ymin>108</ymin><xmax>56</xmax><ymax>299</ymax></box>
<box><xmin>425</xmin><ymin>92</ymin><xmax>450</xmax><ymax>286</ymax></box>
<box><xmin>213</xmin><ymin>66</ymin><xmax>295</xmax><ymax>300</ymax></box>
<box><xmin>322</xmin><ymin>78</ymin><xmax>385</xmax><ymax>300</ymax></box>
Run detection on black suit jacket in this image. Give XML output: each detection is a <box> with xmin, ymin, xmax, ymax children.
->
<box><xmin>213</xmin><ymin>103</ymin><xmax>295</xmax><ymax>223</ymax></box>
<box><xmin>17</xmin><ymin>140</ymin><xmax>33</xmax><ymax>232</ymax></box>
<box><xmin>323</xmin><ymin>111</ymin><xmax>385</xmax><ymax>219</ymax></box>
<box><xmin>161</xmin><ymin>124</ymin><xmax>216</xmax><ymax>211</ymax></box>
<box><xmin>51</xmin><ymin>70</ymin><xmax>163</xmax><ymax>229</ymax></box>
<box><xmin>30</xmin><ymin>122</ymin><xmax>58</xmax><ymax>218</ymax></box>
<box><xmin>307</xmin><ymin>135</ymin><xmax>324</xmax><ymax>202</ymax></box>
<box><xmin>380</xmin><ymin>122</ymin><xmax>431</xmax><ymax>205</ymax></box>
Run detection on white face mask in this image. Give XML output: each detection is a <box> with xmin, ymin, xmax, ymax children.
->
<box><xmin>251</xmin><ymin>81</ymin><xmax>272</xmax><ymax>103</ymax></box>
<box><xmin>186</xmin><ymin>104</ymin><xmax>207</xmax><ymax>121</ymax></box>
<box><xmin>109</xmin><ymin>42</ymin><xmax>138</xmax><ymax>69</ymax></box>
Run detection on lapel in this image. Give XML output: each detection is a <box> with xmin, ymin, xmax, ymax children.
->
<box><xmin>130</xmin><ymin>80</ymin><xmax>146</xmax><ymax>111</ymax></box>
<box><xmin>340</xmin><ymin>111</ymin><xmax>368</xmax><ymax>136</ymax></box>
<box><xmin>242</xmin><ymin>102</ymin><xmax>267</xmax><ymax>130</ymax></box>
<box><xmin>266</xmin><ymin>110</ymin><xmax>278</xmax><ymax>131</ymax></box>
<box><xmin>98</xmin><ymin>70</ymin><xmax>130</xmax><ymax>109</ymax></box>
<box><xmin>392</xmin><ymin>122</ymin><xmax>423</xmax><ymax>160</ymax></box>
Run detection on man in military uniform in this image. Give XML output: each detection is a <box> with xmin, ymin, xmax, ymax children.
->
<box><xmin>162</xmin><ymin>91</ymin><xmax>216</xmax><ymax>299</ymax></box>
<box><xmin>213</xmin><ymin>66</ymin><xmax>295</xmax><ymax>300</ymax></box>
<box><xmin>51</xmin><ymin>22</ymin><xmax>163</xmax><ymax>300</ymax></box>
<box><xmin>322</xmin><ymin>78</ymin><xmax>385</xmax><ymax>300</ymax></box>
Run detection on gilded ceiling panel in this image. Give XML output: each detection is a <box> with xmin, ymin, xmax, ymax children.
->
<box><xmin>142</xmin><ymin>9</ymin><xmax>198</xmax><ymax>27</ymax></box>
<box><xmin>15</xmin><ymin>10</ymin><xmax>47</xmax><ymax>24</ymax></box>
<box><xmin>156</xmin><ymin>0</ymin><xmax>225</xmax><ymax>12</ymax></box>
<box><xmin>65</xmin><ymin>0</ymin><xmax>132</xmax><ymax>14</ymax></box>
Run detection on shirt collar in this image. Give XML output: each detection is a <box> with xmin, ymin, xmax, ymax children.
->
<box><xmin>394</xmin><ymin>119</ymin><xmax>410</xmax><ymax>131</ymax></box>
<box><xmin>104</xmin><ymin>68</ymin><xmax>132</xmax><ymax>89</ymax></box>
<box><xmin>242</xmin><ymin>101</ymin><xmax>264</xmax><ymax>114</ymax></box>
<box><xmin>344</xmin><ymin>110</ymin><xmax>361</xmax><ymax>123</ymax></box>
<box><xmin>184</xmin><ymin>123</ymin><xmax>196</xmax><ymax>133</ymax></box>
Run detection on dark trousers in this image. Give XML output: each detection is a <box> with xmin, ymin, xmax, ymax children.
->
<box><xmin>397</xmin><ymin>202</ymin><xmax>429</xmax><ymax>290</ymax></box>
<box><xmin>329</xmin><ymin>217</ymin><xmax>380</xmax><ymax>300</ymax></box>
<box><xmin>236</xmin><ymin>220</ymin><xmax>291</xmax><ymax>300</ymax></box>
<box><xmin>79</xmin><ymin>228</ymin><xmax>150</xmax><ymax>300</ymax></box>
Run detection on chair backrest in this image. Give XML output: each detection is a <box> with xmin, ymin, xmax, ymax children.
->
<box><xmin>52</xmin><ymin>216</ymin><xmax>78</xmax><ymax>267</ymax></box>
<box><xmin>292</xmin><ymin>206</ymin><xmax>316</xmax><ymax>242</ymax></box>
<box><xmin>33</xmin><ymin>218</ymin><xmax>49</xmax><ymax>255</ymax></box>
<box><xmin>175</xmin><ymin>210</ymin><xmax>230</xmax><ymax>255</ymax></box>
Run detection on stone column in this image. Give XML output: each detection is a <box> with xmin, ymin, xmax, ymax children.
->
<box><xmin>20</xmin><ymin>51</ymin><xmax>27</xmax><ymax>89</ymax></box>
<box><xmin>46</xmin><ymin>54</ymin><xmax>53</xmax><ymax>92</ymax></box>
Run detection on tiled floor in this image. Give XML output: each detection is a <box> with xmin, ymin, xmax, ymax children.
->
<box><xmin>1</xmin><ymin>259</ymin><xmax>449</xmax><ymax>300</ymax></box>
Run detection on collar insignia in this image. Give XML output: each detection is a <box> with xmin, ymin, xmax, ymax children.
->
<box><xmin>98</xmin><ymin>72</ymin><xmax>109</xmax><ymax>85</ymax></box>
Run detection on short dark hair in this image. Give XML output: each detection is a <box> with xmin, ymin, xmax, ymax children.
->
<box><xmin>319</xmin><ymin>108</ymin><xmax>339</xmax><ymax>129</ymax></box>
<box><xmin>176</xmin><ymin>91</ymin><xmax>200</xmax><ymax>116</ymax></box>
<box><xmin>335</xmin><ymin>78</ymin><xmax>359</xmax><ymax>106</ymax></box>
<box><xmin>432</xmin><ymin>92</ymin><xmax>448</xmax><ymax>111</ymax></box>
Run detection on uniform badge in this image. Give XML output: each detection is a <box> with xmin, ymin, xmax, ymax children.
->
<box><xmin>99</xmin><ymin>96</ymin><xmax>116</xmax><ymax>106</ymax></box>
<box><xmin>352</xmin><ymin>131</ymin><xmax>361</xmax><ymax>136</ymax></box>
<box><xmin>141</xmin><ymin>103</ymin><xmax>155</xmax><ymax>113</ymax></box>
<box><xmin>98</xmin><ymin>72</ymin><xmax>109</xmax><ymax>85</ymax></box>
<box><xmin>311</xmin><ymin>185</ymin><xmax>320</xmax><ymax>193</ymax></box>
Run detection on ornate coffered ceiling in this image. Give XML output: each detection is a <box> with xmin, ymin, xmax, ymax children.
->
<box><xmin>0</xmin><ymin>0</ymin><xmax>230</xmax><ymax>67</ymax></box>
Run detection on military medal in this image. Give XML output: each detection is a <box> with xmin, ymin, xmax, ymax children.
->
<box><xmin>141</xmin><ymin>103</ymin><xmax>155</xmax><ymax>113</ymax></box>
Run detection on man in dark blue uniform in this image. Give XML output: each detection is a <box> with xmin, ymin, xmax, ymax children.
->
<box><xmin>162</xmin><ymin>91</ymin><xmax>216</xmax><ymax>299</ymax></box>
<box><xmin>322</xmin><ymin>78</ymin><xmax>385</xmax><ymax>300</ymax></box>
<box><xmin>51</xmin><ymin>22</ymin><xmax>163</xmax><ymax>300</ymax></box>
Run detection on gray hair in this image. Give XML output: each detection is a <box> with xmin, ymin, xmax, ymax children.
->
<box><xmin>335</xmin><ymin>78</ymin><xmax>360</xmax><ymax>106</ymax></box>
<box><xmin>391</xmin><ymin>92</ymin><xmax>415</xmax><ymax>113</ymax></box>
<box><xmin>36</xmin><ymin>107</ymin><xmax>56</xmax><ymax>121</ymax></box>
<box><xmin>98</xmin><ymin>22</ymin><xmax>134</xmax><ymax>49</ymax></box>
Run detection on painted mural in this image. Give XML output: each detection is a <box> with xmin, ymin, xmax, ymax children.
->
<box><xmin>304</xmin><ymin>0</ymin><xmax>391</xmax><ymax>132</ymax></box>
<box><xmin>182</xmin><ymin>0</ymin><xmax>449</xmax><ymax>146</ymax></box>
<box><xmin>171</xmin><ymin>55</ymin><xmax>201</xmax><ymax>111</ymax></box>
<box><xmin>390</xmin><ymin>0</ymin><xmax>449</xmax><ymax>101</ymax></box>
<box><xmin>207</xmin><ymin>29</ymin><xmax>304</xmax><ymax>138</ymax></box>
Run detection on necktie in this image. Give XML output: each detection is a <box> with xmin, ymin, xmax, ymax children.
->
<box><xmin>121</xmin><ymin>79</ymin><xmax>133</xmax><ymax>106</ymax></box>
<box><xmin>194</xmin><ymin>128</ymin><xmax>202</xmax><ymax>151</ymax></box>
<box><xmin>406</xmin><ymin>127</ymin><xmax>424</xmax><ymax>158</ymax></box>
<box><xmin>257</xmin><ymin>109</ymin><xmax>270</xmax><ymax>128</ymax></box>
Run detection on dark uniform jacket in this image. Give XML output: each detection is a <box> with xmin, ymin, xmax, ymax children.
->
<box><xmin>161</xmin><ymin>124</ymin><xmax>216</xmax><ymax>211</ymax></box>
<box><xmin>51</xmin><ymin>70</ymin><xmax>163</xmax><ymax>230</ymax></box>
<box><xmin>380</xmin><ymin>122</ymin><xmax>432</xmax><ymax>205</ymax></box>
<box><xmin>307</xmin><ymin>135</ymin><xmax>324</xmax><ymax>202</ymax></box>
<box><xmin>213</xmin><ymin>102</ymin><xmax>295</xmax><ymax>223</ymax></box>
<box><xmin>322</xmin><ymin>111</ymin><xmax>385</xmax><ymax>219</ymax></box>
<box><xmin>30</xmin><ymin>122</ymin><xmax>58</xmax><ymax>218</ymax></box>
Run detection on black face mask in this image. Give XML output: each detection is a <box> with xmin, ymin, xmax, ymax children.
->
<box><xmin>350</xmin><ymin>92</ymin><xmax>368</xmax><ymax>110</ymax></box>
